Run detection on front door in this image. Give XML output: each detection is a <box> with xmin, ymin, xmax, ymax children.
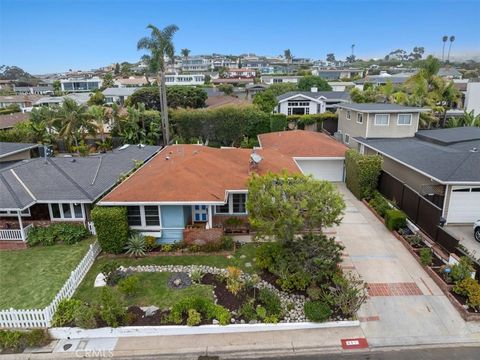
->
<box><xmin>193</xmin><ymin>205</ymin><xmax>208</xmax><ymax>222</ymax></box>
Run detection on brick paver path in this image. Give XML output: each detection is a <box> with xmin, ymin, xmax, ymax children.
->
<box><xmin>367</xmin><ymin>282</ymin><xmax>423</xmax><ymax>296</ymax></box>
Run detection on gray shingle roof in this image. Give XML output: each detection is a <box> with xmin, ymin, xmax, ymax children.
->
<box><xmin>355</xmin><ymin>76</ymin><xmax>409</xmax><ymax>85</ymax></box>
<box><xmin>0</xmin><ymin>145</ymin><xmax>160</xmax><ymax>210</ymax></box>
<box><xmin>338</xmin><ymin>103</ymin><xmax>429</xmax><ymax>113</ymax></box>
<box><xmin>102</xmin><ymin>87</ymin><xmax>137</xmax><ymax>97</ymax></box>
<box><xmin>356</xmin><ymin>135</ymin><xmax>480</xmax><ymax>183</ymax></box>
<box><xmin>0</xmin><ymin>142</ymin><xmax>38</xmax><ymax>159</ymax></box>
<box><xmin>277</xmin><ymin>91</ymin><xmax>350</xmax><ymax>102</ymax></box>
<box><xmin>416</xmin><ymin>127</ymin><xmax>480</xmax><ymax>145</ymax></box>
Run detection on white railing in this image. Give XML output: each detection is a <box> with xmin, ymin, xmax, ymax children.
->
<box><xmin>0</xmin><ymin>241</ymin><xmax>101</xmax><ymax>329</ymax></box>
<box><xmin>87</xmin><ymin>221</ymin><xmax>96</xmax><ymax>236</ymax></box>
<box><xmin>0</xmin><ymin>223</ymin><xmax>34</xmax><ymax>241</ymax></box>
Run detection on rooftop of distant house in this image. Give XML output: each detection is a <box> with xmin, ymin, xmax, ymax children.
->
<box><xmin>0</xmin><ymin>142</ymin><xmax>38</xmax><ymax>159</ymax></box>
<box><xmin>337</xmin><ymin>103</ymin><xmax>430</xmax><ymax>113</ymax></box>
<box><xmin>0</xmin><ymin>112</ymin><xmax>30</xmax><ymax>130</ymax></box>
<box><xmin>277</xmin><ymin>91</ymin><xmax>351</xmax><ymax>102</ymax></box>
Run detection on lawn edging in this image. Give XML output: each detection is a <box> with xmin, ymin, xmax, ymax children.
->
<box><xmin>49</xmin><ymin>320</ymin><xmax>360</xmax><ymax>339</ymax></box>
<box><xmin>362</xmin><ymin>199</ymin><xmax>480</xmax><ymax>322</ymax></box>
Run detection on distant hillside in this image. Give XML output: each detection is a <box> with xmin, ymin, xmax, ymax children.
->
<box><xmin>0</xmin><ymin>65</ymin><xmax>39</xmax><ymax>85</ymax></box>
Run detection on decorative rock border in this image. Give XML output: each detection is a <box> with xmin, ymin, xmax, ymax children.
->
<box><xmin>116</xmin><ymin>264</ymin><xmax>308</xmax><ymax>323</ymax></box>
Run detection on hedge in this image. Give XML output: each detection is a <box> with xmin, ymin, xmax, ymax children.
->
<box><xmin>345</xmin><ymin>149</ymin><xmax>383</xmax><ymax>199</ymax></box>
<box><xmin>270</xmin><ymin>114</ymin><xmax>287</xmax><ymax>132</ymax></box>
<box><xmin>91</xmin><ymin>206</ymin><xmax>129</xmax><ymax>254</ymax></box>
<box><xmin>385</xmin><ymin>209</ymin><xmax>407</xmax><ymax>231</ymax></box>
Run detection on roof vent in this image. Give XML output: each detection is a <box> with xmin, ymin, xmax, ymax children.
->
<box><xmin>250</xmin><ymin>150</ymin><xmax>263</xmax><ymax>165</ymax></box>
<box><xmin>137</xmin><ymin>144</ymin><xmax>145</xmax><ymax>148</ymax></box>
<box><xmin>70</xmin><ymin>158</ymin><xmax>76</xmax><ymax>162</ymax></box>
<box><xmin>119</xmin><ymin>144</ymin><xmax>130</xmax><ymax>151</ymax></box>
<box><xmin>470</xmin><ymin>147</ymin><xmax>478</xmax><ymax>153</ymax></box>
<box><xmin>165</xmin><ymin>156</ymin><xmax>171</xmax><ymax>160</ymax></box>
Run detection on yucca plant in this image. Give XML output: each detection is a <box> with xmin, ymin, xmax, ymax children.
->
<box><xmin>124</xmin><ymin>233</ymin><xmax>147</xmax><ymax>258</ymax></box>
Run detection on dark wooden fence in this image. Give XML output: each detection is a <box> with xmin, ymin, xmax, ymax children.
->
<box><xmin>378</xmin><ymin>171</ymin><xmax>459</xmax><ymax>254</ymax></box>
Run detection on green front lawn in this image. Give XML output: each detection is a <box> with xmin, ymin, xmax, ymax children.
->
<box><xmin>73</xmin><ymin>243</ymin><xmax>258</xmax><ymax>306</ymax></box>
<box><xmin>74</xmin><ymin>272</ymin><xmax>214</xmax><ymax>308</ymax></box>
<box><xmin>0</xmin><ymin>239</ymin><xmax>94</xmax><ymax>309</ymax></box>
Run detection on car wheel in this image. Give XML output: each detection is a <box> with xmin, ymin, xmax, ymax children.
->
<box><xmin>475</xmin><ymin>227</ymin><xmax>480</xmax><ymax>242</ymax></box>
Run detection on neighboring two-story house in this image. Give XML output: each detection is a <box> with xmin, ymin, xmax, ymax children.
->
<box><xmin>336</xmin><ymin>103</ymin><xmax>429</xmax><ymax>151</ymax></box>
<box><xmin>275</xmin><ymin>89</ymin><xmax>351</xmax><ymax>115</ymax></box>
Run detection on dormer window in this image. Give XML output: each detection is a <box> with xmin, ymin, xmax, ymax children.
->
<box><xmin>397</xmin><ymin>114</ymin><xmax>412</xmax><ymax>125</ymax></box>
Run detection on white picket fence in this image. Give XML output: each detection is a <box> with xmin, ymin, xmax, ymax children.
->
<box><xmin>0</xmin><ymin>241</ymin><xmax>101</xmax><ymax>329</ymax></box>
<box><xmin>87</xmin><ymin>221</ymin><xmax>96</xmax><ymax>236</ymax></box>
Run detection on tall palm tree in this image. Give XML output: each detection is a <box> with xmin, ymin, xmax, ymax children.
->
<box><xmin>181</xmin><ymin>48</ymin><xmax>190</xmax><ymax>61</ymax></box>
<box><xmin>284</xmin><ymin>49</ymin><xmax>292</xmax><ymax>64</ymax></box>
<box><xmin>447</xmin><ymin>35</ymin><xmax>455</xmax><ymax>62</ymax></box>
<box><xmin>88</xmin><ymin>105</ymin><xmax>107</xmax><ymax>142</ymax></box>
<box><xmin>441</xmin><ymin>35</ymin><xmax>448</xmax><ymax>61</ymax></box>
<box><xmin>137</xmin><ymin>24</ymin><xmax>179</xmax><ymax>145</ymax></box>
<box><xmin>54</xmin><ymin>98</ymin><xmax>93</xmax><ymax>151</ymax></box>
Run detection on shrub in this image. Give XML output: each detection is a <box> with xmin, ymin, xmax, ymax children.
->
<box><xmin>124</xmin><ymin>233</ymin><xmax>147</xmax><ymax>257</ymax></box>
<box><xmin>256</xmin><ymin>305</ymin><xmax>267</xmax><ymax>319</ymax></box>
<box><xmin>384</xmin><ymin>209</ymin><xmax>407</xmax><ymax>231</ymax></box>
<box><xmin>368</xmin><ymin>191</ymin><xmax>391</xmax><ymax>217</ymax></box>
<box><xmin>187</xmin><ymin>309</ymin><xmax>202</xmax><ymax>326</ymax></box>
<box><xmin>453</xmin><ymin>277</ymin><xmax>480</xmax><ymax>310</ymax></box>
<box><xmin>190</xmin><ymin>270</ymin><xmax>203</xmax><ymax>284</ymax></box>
<box><xmin>118</xmin><ymin>276</ymin><xmax>140</xmax><ymax>297</ymax></box>
<box><xmin>51</xmin><ymin>223</ymin><xmax>89</xmax><ymax>244</ymax></box>
<box><xmin>345</xmin><ymin>149</ymin><xmax>383</xmax><ymax>200</ymax></box>
<box><xmin>52</xmin><ymin>299</ymin><xmax>82</xmax><ymax>327</ymax></box>
<box><xmin>324</xmin><ymin>272</ymin><xmax>368</xmax><ymax>318</ymax></box>
<box><xmin>239</xmin><ymin>301</ymin><xmax>257</xmax><ymax>321</ymax></box>
<box><xmin>225</xmin><ymin>266</ymin><xmax>244</xmax><ymax>295</ymax></box>
<box><xmin>170</xmin><ymin>296</ymin><xmax>230</xmax><ymax>325</ymax></box>
<box><xmin>255</xmin><ymin>242</ymin><xmax>285</xmax><ymax>273</ymax></box>
<box><xmin>144</xmin><ymin>236</ymin><xmax>158</xmax><ymax>251</ymax></box>
<box><xmin>161</xmin><ymin>244</ymin><xmax>175</xmax><ymax>252</ymax></box>
<box><xmin>220</xmin><ymin>235</ymin><xmax>234</xmax><ymax>250</ymax></box>
<box><xmin>405</xmin><ymin>233</ymin><xmax>423</xmax><ymax>247</ymax></box>
<box><xmin>99</xmin><ymin>287</ymin><xmax>126</xmax><ymax>327</ymax></box>
<box><xmin>450</xmin><ymin>257</ymin><xmax>475</xmax><ymax>283</ymax></box>
<box><xmin>91</xmin><ymin>206</ymin><xmax>129</xmax><ymax>254</ymax></box>
<box><xmin>306</xmin><ymin>284</ymin><xmax>322</xmax><ymax>300</ymax></box>
<box><xmin>270</xmin><ymin>114</ymin><xmax>287</xmax><ymax>132</ymax></box>
<box><xmin>74</xmin><ymin>304</ymin><xmax>97</xmax><ymax>329</ymax></box>
<box><xmin>419</xmin><ymin>248</ymin><xmax>433</xmax><ymax>266</ymax></box>
<box><xmin>258</xmin><ymin>288</ymin><xmax>282</xmax><ymax>316</ymax></box>
<box><xmin>100</xmin><ymin>261</ymin><xmax>124</xmax><ymax>286</ymax></box>
<box><xmin>26</xmin><ymin>226</ymin><xmax>56</xmax><ymax>246</ymax></box>
<box><xmin>304</xmin><ymin>301</ymin><xmax>332</xmax><ymax>322</ymax></box>
<box><xmin>224</xmin><ymin>217</ymin><xmax>243</xmax><ymax>228</ymax></box>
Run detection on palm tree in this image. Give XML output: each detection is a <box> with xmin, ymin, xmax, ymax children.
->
<box><xmin>137</xmin><ymin>24</ymin><xmax>179</xmax><ymax>145</ymax></box>
<box><xmin>181</xmin><ymin>48</ymin><xmax>190</xmax><ymax>61</ymax></box>
<box><xmin>88</xmin><ymin>105</ymin><xmax>107</xmax><ymax>142</ymax></box>
<box><xmin>284</xmin><ymin>49</ymin><xmax>292</xmax><ymax>64</ymax></box>
<box><xmin>54</xmin><ymin>98</ymin><xmax>93</xmax><ymax>151</ymax></box>
<box><xmin>441</xmin><ymin>35</ymin><xmax>448</xmax><ymax>61</ymax></box>
<box><xmin>447</xmin><ymin>35</ymin><xmax>455</xmax><ymax>62</ymax></box>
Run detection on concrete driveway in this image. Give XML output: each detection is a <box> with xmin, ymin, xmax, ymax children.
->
<box><xmin>444</xmin><ymin>225</ymin><xmax>480</xmax><ymax>258</ymax></box>
<box><xmin>334</xmin><ymin>184</ymin><xmax>480</xmax><ymax>347</ymax></box>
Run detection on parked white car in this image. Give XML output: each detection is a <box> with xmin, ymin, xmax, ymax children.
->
<box><xmin>475</xmin><ymin>219</ymin><xmax>480</xmax><ymax>242</ymax></box>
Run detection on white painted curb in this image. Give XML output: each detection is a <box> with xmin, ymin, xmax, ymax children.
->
<box><xmin>49</xmin><ymin>320</ymin><xmax>360</xmax><ymax>339</ymax></box>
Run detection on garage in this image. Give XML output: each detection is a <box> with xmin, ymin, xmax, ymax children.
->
<box><xmin>447</xmin><ymin>186</ymin><xmax>480</xmax><ymax>223</ymax></box>
<box><xmin>295</xmin><ymin>158</ymin><xmax>345</xmax><ymax>182</ymax></box>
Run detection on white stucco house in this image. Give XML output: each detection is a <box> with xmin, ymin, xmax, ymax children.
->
<box><xmin>275</xmin><ymin>89</ymin><xmax>351</xmax><ymax>115</ymax></box>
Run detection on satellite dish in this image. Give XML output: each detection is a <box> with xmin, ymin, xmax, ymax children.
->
<box><xmin>250</xmin><ymin>152</ymin><xmax>263</xmax><ymax>164</ymax></box>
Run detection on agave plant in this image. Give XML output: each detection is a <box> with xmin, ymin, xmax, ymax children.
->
<box><xmin>125</xmin><ymin>233</ymin><xmax>147</xmax><ymax>257</ymax></box>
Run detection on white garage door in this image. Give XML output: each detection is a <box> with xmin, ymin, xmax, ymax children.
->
<box><xmin>447</xmin><ymin>186</ymin><xmax>480</xmax><ymax>223</ymax></box>
<box><xmin>295</xmin><ymin>159</ymin><xmax>344</xmax><ymax>182</ymax></box>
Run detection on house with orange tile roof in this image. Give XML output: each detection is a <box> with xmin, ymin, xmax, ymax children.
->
<box><xmin>98</xmin><ymin>130</ymin><xmax>348</xmax><ymax>243</ymax></box>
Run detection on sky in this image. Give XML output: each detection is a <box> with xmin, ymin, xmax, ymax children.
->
<box><xmin>1</xmin><ymin>0</ymin><xmax>479</xmax><ymax>74</ymax></box>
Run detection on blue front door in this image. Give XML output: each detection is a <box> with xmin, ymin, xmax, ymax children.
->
<box><xmin>194</xmin><ymin>205</ymin><xmax>208</xmax><ymax>222</ymax></box>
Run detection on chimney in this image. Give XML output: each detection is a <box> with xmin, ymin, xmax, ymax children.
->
<box><xmin>310</xmin><ymin>87</ymin><xmax>318</xmax><ymax>93</ymax></box>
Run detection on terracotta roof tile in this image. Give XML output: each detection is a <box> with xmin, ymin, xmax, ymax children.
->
<box><xmin>259</xmin><ymin>130</ymin><xmax>348</xmax><ymax>158</ymax></box>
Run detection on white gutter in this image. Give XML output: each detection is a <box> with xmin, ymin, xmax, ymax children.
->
<box><xmin>0</xmin><ymin>144</ymin><xmax>39</xmax><ymax>159</ymax></box>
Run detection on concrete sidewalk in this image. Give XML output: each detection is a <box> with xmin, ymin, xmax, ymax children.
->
<box><xmin>335</xmin><ymin>184</ymin><xmax>480</xmax><ymax>348</ymax></box>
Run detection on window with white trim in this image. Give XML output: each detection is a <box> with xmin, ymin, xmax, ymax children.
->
<box><xmin>374</xmin><ymin>114</ymin><xmax>389</xmax><ymax>126</ymax></box>
<box><xmin>49</xmin><ymin>203</ymin><xmax>84</xmax><ymax>220</ymax></box>
<box><xmin>397</xmin><ymin>114</ymin><xmax>412</xmax><ymax>125</ymax></box>
<box><xmin>215</xmin><ymin>193</ymin><xmax>247</xmax><ymax>215</ymax></box>
<box><xmin>356</xmin><ymin>113</ymin><xmax>363</xmax><ymax>124</ymax></box>
<box><xmin>0</xmin><ymin>208</ymin><xmax>31</xmax><ymax>217</ymax></box>
<box><xmin>346</xmin><ymin>110</ymin><xmax>351</xmax><ymax>120</ymax></box>
<box><xmin>126</xmin><ymin>205</ymin><xmax>161</xmax><ymax>228</ymax></box>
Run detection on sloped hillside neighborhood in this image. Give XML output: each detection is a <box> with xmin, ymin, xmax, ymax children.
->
<box><xmin>1</xmin><ymin>17</ymin><xmax>480</xmax><ymax>360</ymax></box>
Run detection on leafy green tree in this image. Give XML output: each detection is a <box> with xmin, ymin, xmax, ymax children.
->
<box><xmin>284</xmin><ymin>49</ymin><xmax>292</xmax><ymax>63</ymax></box>
<box><xmin>101</xmin><ymin>72</ymin><xmax>115</xmax><ymax>90</ymax></box>
<box><xmin>127</xmin><ymin>86</ymin><xmax>207</xmax><ymax>110</ymax></box>
<box><xmin>253</xmin><ymin>91</ymin><xmax>277</xmax><ymax>113</ymax></box>
<box><xmin>137</xmin><ymin>24</ymin><xmax>179</xmax><ymax>145</ymax></box>
<box><xmin>267</xmin><ymin>83</ymin><xmax>298</xmax><ymax>96</ymax></box>
<box><xmin>297</xmin><ymin>76</ymin><xmax>332</xmax><ymax>91</ymax></box>
<box><xmin>120</xmin><ymin>63</ymin><xmax>132</xmax><ymax>77</ymax></box>
<box><xmin>246</xmin><ymin>172</ymin><xmax>345</xmax><ymax>243</ymax></box>
<box><xmin>114</xmin><ymin>63</ymin><xmax>120</xmax><ymax>75</ymax></box>
<box><xmin>181</xmin><ymin>48</ymin><xmax>190</xmax><ymax>60</ymax></box>
<box><xmin>88</xmin><ymin>105</ymin><xmax>107</xmax><ymax>141</ymax></box>
<box><xmin>87</xmin><ymin>90</ymin><xmax>105</xmax><ymax>106</ymax></box>
<box><xmin>52</xmin><ymin>80</ymin><xmax>61</xmax><ymax>95</ymax></box>
<box><xmin>326</xmin><ymin>53</ymin><xmax>335</xmax><ymax>62</ymax></box>
<box><xmin>218</xmin><ymin>83</ymin><xmax>234</xmax><ymax>96</ymax></box>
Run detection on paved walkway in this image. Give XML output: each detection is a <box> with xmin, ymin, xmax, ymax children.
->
<box><xmin>335</xmin><ymin>184</ymin><xmax>480</xmax><ymax>347</ymax></box>
<box><xmin>444</xmin><ymin>225</ymin><xmax>480</xmax><ymax>257</ymax></box>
